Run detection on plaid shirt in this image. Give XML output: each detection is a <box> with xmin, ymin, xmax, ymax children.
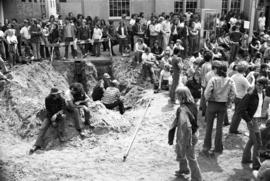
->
<box><xmin>102</xmin><ymin>87</ymin><xmax>120</xmax><ymax>104</ymax></box>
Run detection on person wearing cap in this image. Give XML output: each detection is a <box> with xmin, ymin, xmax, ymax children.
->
<box><xmin>92</xmin><ymin>73</ymin><xmax>111</xmax><ymax>101</ymax></box>
<box><xmin>239</xmin><ymin>77</ymin><xmax>269</xmax><ymax>170</ymax></box>
<box><xmin>29</xmin><ymin>87</ymin><xmax>66</xmax><ymax>154</ymax></box>
<box><xmin>102</xmin><ymin>80</ymin><xmax>125</xmax><ymax>115</ymax></box>
<box><xmin>229</xmin><ymin>61</ymin><xmax>255</xmax><ymax>134</ymax></box>
<box><xmin>202</xmin><ymin>63</ymin><xmax>236</xmax><ymax>155</ymax></box>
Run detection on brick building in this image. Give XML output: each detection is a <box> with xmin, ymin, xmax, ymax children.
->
<box><xmin>0</xmin><ymin>0</ymin><xmax>57</xmax><ymax>23</ymax></box>
<box><xmin>0</xmin><ymin>0</ymin><xmax>269</xmax><ymax>29</ymax></box>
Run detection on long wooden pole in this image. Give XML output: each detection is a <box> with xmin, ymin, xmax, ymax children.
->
<box><xmin>123</xmin><ymin>99</ymin><xmax>152</xmax><ymax>162</ymax></box>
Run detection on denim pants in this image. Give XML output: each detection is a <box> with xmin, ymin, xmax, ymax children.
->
<box><xmin>31</xmin><ymin>42</ymin><xmax>41</xmax><ymax>60</ymax></box>
<box><xmin>200</xmin><ymin>87</ymin><xmax>206</xmax><ymax>116</ymax></box>
<box><xmin>203</xmin><ymin>102</ymin><xmax>226</xmax><ymax>152</ymax></box>
<box><xmin>34</xmin><ymin>115</ymin><xmax>65</xmax><ymax>148</ymax></box>
<box><xmin>170</xmin><ymin>72</ymin><xmax>180</xmax><ymax>102</ymax></box>
<box><xmin>119</xmin><ymin>38</ymin><xmax>128</xmax><ymax>54</ymax></box>
<box><xmin>229</xmin><ymin>97</ymin><xmax>242</xmax><ymax>132</ymax></box>
<box><xmin>93</xmin><ymin>41</ymin><xmax>101</xmax><ymax>56</ymax></box>
<box><xmin>64</xmin><ymin>37</ymin><xmax>77</xmax><ymax>59</ymax></box>
<box><xmin>178</xmin><ymin>138</ymin><xmax>202</xmax><ymax>181</ymax></box>
<box><xmin>242</xmin><ymin>118</ymin><xmax>263</xmax><ymax>169</ymax></box>
<box><xmin>229</xmin><ymin>43</ymin><xmax>239</xmax><ymax>64</ymax></box>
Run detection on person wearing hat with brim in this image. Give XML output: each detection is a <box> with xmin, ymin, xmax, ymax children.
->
<box><xmin>101</xmin><ymin>79</ymin><xmax>125</xmax><ymax>115</ymax></box>
<box><xmin>29</xmin><ymin>87</ymin><xmax>66</xmax><ymax>154</ymax></box>
<box><xmin>229</xmin><ymin>61</ymin><xmax>255</xmax><ymax>134</ymax></box>
<box><xmin>239</xmin><ymin>77</ymin><xmax>269</xmax><ymax>170</ymax></box>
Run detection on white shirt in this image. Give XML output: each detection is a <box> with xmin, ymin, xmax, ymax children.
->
<box><xmin>20</xmin><ymin>26</ymin><xmax>31</xmax><ymax>40</ymax></box>
<box><xmin>130</xmin><ymin>19</ymin><xmax>136</xmax><ymax>26</ymax></box>
<box><xmin>142</xmin><ymin>53</ymin><xmax>155</xmax><ymax>63</ymax></box>
<box><xmin>160</xmin><ymin>70</ymin><xmax>171</xmax><ymax>80</ymax></box>
<box><xmin>0</xmin><ymin>30</ymin><xmax>4</xmax><ymax>38</ymax></box>
<box><xmin>231</xmin><ymin>73</ymin><xmax>252</xmax><ymax>99</ymax></box>
<box><xmin>6</xmin><ymin>35</ymin><xmax>18</xmax><ymax>44</ymax></box>
<box><xmin>258</xmin><ymin>17</ymin><xmax>266</xmax><ymax>29</ymax></box>
<box><xmin>194</xmin><ymin>22</ymin><xmax>201</xmax><ymax>31</ymax></box>
<box><xmin>229</xmin><ymin>17</ymin><xmax>237</xmax><ymax>26</ymax></box>
<box><xmin>92</xmin><ymin>28</ymin><xmax>102</xmax><ymax>40</ymax></box>
<box><xmin>254</xmin><ymin>92</ymin><xmax>263</xmax><ymax>118</ymax></box>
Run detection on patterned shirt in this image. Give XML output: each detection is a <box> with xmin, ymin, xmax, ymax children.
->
<box><xmin>102</xmin><ymin>87</ymin><xmax>120</xmax><ymax>104</ymax></box>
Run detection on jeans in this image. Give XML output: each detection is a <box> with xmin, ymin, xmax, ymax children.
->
<box><xmin>104</xmin><ymin>99</ymin><xmax>125</xmax><ymax>115</ymax></box>
<box><xmin>21</xmin><ymin>39</ymin><xmax>31</xmax><ymax>57</ymax></box>
<box><xmin>93</xmin><ymin>40</ymin><xmax>101</xmax><ymax>56</ymax></box>
<box><xmin>70</xmin><ymin>106</ymin><xmax>91</xmax><ymax>131</ymax></box>
<box><xmin>178</xmin><ymin>137</ymin><xmax>202</xmax><ymax>181</ymax></box>
<box><xmin>229</xmin><ymin>97</ymin><xmax>242</xmax><ymax>133</ymax></box>
<box><xmin>142</xmin><ymin>63</ymin><xmax>155</xmax><ymax>83</ymax></box>
<box><xmin>200</xmin><ymin>87</ymin><xmax>206</xmax><ymax>116</ymax></box>
<box><xmin>64</xmin><ymin>37</ymin><xmax>77</xmax><ymax>59</ymax></box>
<box><xmin>31</xmin><ymin>42</ymin><xmax>41</xmax><ymax>60</ymax></box>
<box><xmin>242</xmin><ymin>118</ymin><xmax>262</xmax><ymax>169</ymax></box>
<box><xmin>170</xmin><ymin>72</ymin><xmax>180</xmax><ymax>102</ymax></box>
<box><xmin>229</xmin><ymin>43</ymin><xmax>239</xmax><ymax>64</ymax></box>
<box><xmin>203</xmin><ymin>102</ymin><xmax>226</xmax><ymax>152</ymax></box>
<box><xmin>34</xmin><ymin>115</ymin><xmax>65</xmax><ymax>148</ymax></box>
<box><xmin>119</xmin><ymin>38</ymin><xmax>128</xmax><ymax>54</ymax></box>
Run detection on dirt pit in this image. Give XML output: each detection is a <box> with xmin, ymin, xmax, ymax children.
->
<box><xmin>0</xmin><ymin>58</ymin><xmax>257</xmax><ymax>181</ymax></box>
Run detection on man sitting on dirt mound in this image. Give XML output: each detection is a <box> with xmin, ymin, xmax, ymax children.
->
<box><xmin>92</xmin><ymin>73</ymin><xmax>111</xmax><ymax>101</ymax></box>
<box><xmin>29</xmin><ymin>87</ymin><xmax>66</xmax><ymax>154</ymax></box>
<box><xmin>66</xmin><ymin>82</ymin><xmax>93</xmax><ymax>139</ymax></box>
<box><xmin>101</xmin><ymin>80</ymin><xmax>125</xmax><ymax>115</ymax></box>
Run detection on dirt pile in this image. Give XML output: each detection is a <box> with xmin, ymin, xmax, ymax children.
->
<box><xmin>0</xmin><ymin>61</ymin><xmax>131</xmax><ymax>145</ymax></box>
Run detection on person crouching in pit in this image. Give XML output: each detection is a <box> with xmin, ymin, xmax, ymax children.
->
<box><xmin>29</xmin><ymin>87</ymin><xmax>66</xmax><ymax>154</ymax></box>
<box><xmin>168</xmin><ymin>86</ymin><xmax>202</xmax><ymax>181</ymax></box>
<box><xmin>155</xmin><ymin>63</ymin><xmax>171</xmax><ymax>93</ymax></box>
<box><xmin>65</xmin><ymin>82</ymin><xmax>92</xmax><ymax>139</ymax></box>
<box><xmin>102</xmin><ymin>80</ymin><xmax>125</xmax><ymax>115</ymax></box>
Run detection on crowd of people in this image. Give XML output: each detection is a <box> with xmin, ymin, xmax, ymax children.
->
<box><xmin>1</xmin><ymin>9</ymin><xmax>270</xmax><ymax>181</ymax></box>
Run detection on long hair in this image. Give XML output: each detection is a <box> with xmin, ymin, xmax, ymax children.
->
<box><xmin>176</xmin><ymin>86</ymin><xmax>194</xmax><ymax>104</ymax></box>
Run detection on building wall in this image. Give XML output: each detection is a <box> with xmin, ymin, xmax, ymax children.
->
<box><xmin>3</xmin><ymin>0</ymin><xmax>47</xmax><ymax>22</ymax></box>
<box><xmin>58</xmin><ymin>0</ymin><xmax>82</xmax><ymax>17</ymax></box>
<box><xmin>201</xmin><ymin>0</ymin><xmax>222</xmax><ymax>12</ymax></box>
<box><xmin>155</xmin><ymin>0</ymin><xmax>174</xmax><ymax>14</ymax></box>
<box><xmin>0</xmin><ymin>0</ymin><xmax>3</xmax><ymax>24</ymax></box>
<box><xmin>83</xmin><ymin>0</ymin><xmax>109</xmax><ymax>19</ymax></box>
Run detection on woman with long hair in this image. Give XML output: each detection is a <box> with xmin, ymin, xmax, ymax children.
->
<box><xmin>169</xmin><ymin>86</ymin><xmax>202</xmax><ymax>180</ymax></box>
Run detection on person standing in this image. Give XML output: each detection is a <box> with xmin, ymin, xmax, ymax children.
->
<box><xmin>63</xmin><ymin>18</ymin><xmax>77</xmax><ymax>59</ymax></box>
<box><xmin>29</xmin><ymin>19</ymin><xmax>42</xmax><ymax>60</ymax></box>
<box><xmin>229</xmin><ymin>24</ymin><xmax>242</xmax><ymax>64</ymax></box>
<box><xmin>258</xmin><ymin>12</ymin><xmax>266</xmax><ymax>33</ymax></box>
<box><xmin>169</xmin><ymin>86</ymin><xmax>202</xmax><ymax>181</ymax></box>
<box><xmin>202</xmin><ymin>63</ymin><xmax>236</xmax><ymax>155</ymax></box>
<box><xmin>200</xmin><ymin>51</ymin><xmax>213</xmax><ymax>116</ymax></box>
<box><xmin>229</xmin><ymin>62</ymin><xmax>255</xmax><ymax>134</ymax></box>
<box><xmin>92</xmin><ymin>23</ymin><xmax>103</xmax><ymax>57</ymax></box>
<box><xmin>161</xmin><ymin>15</ymin><xmax>171</xmax><ymax>50</ymax></box>
<box><xmin>117</xmin><ymin>21</ymin><xmax>128</xmax><ymax>55</ymax></box>
<box><xmin>170</xmin><ymin>48</ymin><xmax>182</xmax><ymax>104</ymax></box>
<box><xmin>20</xmin><ymin>19</ymin><xmax>31</xmax><ymax>58</ymax></box>
<box><xmin>239</xmin><ymin>78</ymin><xmax>268</xmax><ymax>170</ymax></box>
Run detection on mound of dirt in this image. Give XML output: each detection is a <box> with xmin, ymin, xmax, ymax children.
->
<box><xmin>0</xmin><ymin>61</ymin><xmax>131</xmax><ymax>146</ymax></box>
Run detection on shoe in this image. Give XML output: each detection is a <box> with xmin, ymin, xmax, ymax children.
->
<box><xmin>29</xmin><ymin>146</ymin><xmax>40</xmax><ymax>155</ymax></box>
<box><xmin>212</xmin><ymin>149</ymin><xmax>223</xmax><ymax>154</ymax></box>
<box><xmin>252</xmin><ymin>166</ymin><xmax>260</xmax><ymax>170</ymax></box>
<box><xmin>223</xmin><ymin>122</ymin><xmax>230</xmax><ymax>127</ymax></box>
<box><xmin>229</xmin><ymin>131</ymin><xmax>242</xmax><ymax>134</ymax></box>
<box><xmin>175</xmin><ymin>170</ymin><xmax>190</xmax><ymax>177</ymax></box>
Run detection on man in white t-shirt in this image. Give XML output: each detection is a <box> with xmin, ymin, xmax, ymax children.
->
<box><xmin>20</xmin><ymin>19</ymin><xmax>31</xmax><ymax>57</ymax></box>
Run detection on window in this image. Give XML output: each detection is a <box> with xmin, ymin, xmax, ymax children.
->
<box><xmin>174</xmin><ymin>0</ymin><xmax>197</xmax><ymax>13</ymax></box>
<box><xmin>231</xmin><ymin>0</ymin><xmax>241</xmax><ymax>12</ymax></box>
<box><xmin>174</xmin><ymin>1</ymin><xmax>183</xmax><ymax>13</ymax></box>
<box><xmin>186</xmin><ymin>0</ymin><xmax>197</xmax><ymax>13</ymax></box>
<box><xmin>59</xmin><ymin>0</ymin><xmax>67</xmax><ymax>2</ymax></box>
<box><xmin>109</xmin><ymin>0</ymin><xmax>130</xmax><ymax>18</ymax></box>
<box><xmin>222</xmin><ymin>0</ymin><xmax>228</xmax><ymax>15</ymax></box>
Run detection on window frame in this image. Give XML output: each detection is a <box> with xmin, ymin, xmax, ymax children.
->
<box><xmin>174</xmin><ymin>0</ymin><xmax>198</xmax><ymax>13</ymax></box>
<box><xmin>108</xmin><ymin>0</ymin><xmax>131</xmax><ymax>19</ymax></box>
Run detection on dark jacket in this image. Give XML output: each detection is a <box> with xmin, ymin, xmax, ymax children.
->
<box><xmin>45</xmin><ymin>95</ymin><xmax>66</xmax><ymax>119</ymax></box>
<box><xmin>238</xmin><ymin>88</ymin><xmax>265</xmax><ymax>123</ymax></box>
<box><xmin>186</xmin><ymin>78</ymin><xmax>201</xmax><ymax>99</ymax></box>
<box><xmin>261</xmin><ymin>126</ymin><xmax>270</xmax><ymax>149</ymax></box>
